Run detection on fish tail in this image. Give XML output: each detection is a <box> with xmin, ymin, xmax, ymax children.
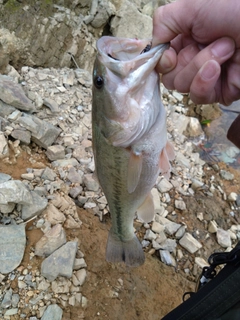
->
<box><xmin>106</xmin><ymin>230</ymin><xmax>145</xmax><ymax>267</ymax></box>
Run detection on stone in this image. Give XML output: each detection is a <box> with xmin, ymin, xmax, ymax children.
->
<box><xmin>43</xmin><ymin>98</ymin><xmax>59</xmax><ymax>113</ymax></box>
<box><xmin>44</xmin><ymin>203</ymin><xmax>66</xmax><ymax>225</ymax></box>
<box><xmin>73</xmin><ymin>258</ymin><xmax>87</xmax><ymax>270</ymax></box>
<box><xmin>175</xmin><ymin>225</ymin><xmax>186</xmax><ymax>239</ymax></box>
<box><xmin>151</xmin><ymin>221</ymin><xmax>165</xmax><ymax>234</ymax></box>
<box><xmin>41</xmin><ymin>304</ymin><xmax>63</xmax><ymax>320</ymax></box>
<box><xmin>220</xmin><ymin>170</ymin><xmax>234</xmax><ymax>181</ymax></box>
<box><xmin>171</xmin><ymin>113</ymin><xmax>190</xmax><ymax>135</ymax></box>
<box><xmin>208</xmin><ymin>220</ymin><xmax>218</xmax><ymax>233</ymax></box>
<box><xmin>4</xmin><ymin>308</ymin><xmax>18</xmax><ymax>316</ymax></box>
<box><xmin>0</xmin><ymin>224</ymin><xmax>26</xmax><ymax>274</ymax></box>
<box><xmin>18</xmin><ymin>114</ymin><xmax>61</xmax><ymax>149</ymax></box>
<box><xmin>151</xmin><ymin>188</ymin><xmax>165</xmax><ymax>215</ymax></box>
<box><xmin>159</xmin><ymin>250</ymin><xmax>176</xmax><ymax>267</ymax></box>
<box><xmin>83</xmin><ymin>173</ymin><xmax>99</xmax><ymax>191</ymax></box>
<box><xmin>228</xmin><ymin>192</ymin><xmax>238</xmax><ymax>202</ymax></box>
<box><xmin>41</xmin><ymin>241</ymin><xmax>78</xmax><ymax>281</ymax></box>
<box><xmin>64</xmin><ymin>215</ymin><xmax>82</xmax><ymax>229</ymax></box>
<box><xmin>0</xmin><ymin>131</ymin><xmax>9</xmax><ymax>158</ymax></box>
<box><xmin>158</xmin><ymin>239</ymin><xmax>177</xmax><ymax>252</ymax></box>
<box><xmin>41</xmin><ymin>167</ymin><xmax>57</xmax><ymax>181</ymax></box>
<box><xmin>216</xmin><ymin>228</ymin><xmax>232</xmax><ymax>248</ymax></box>
<box><xmin>1</xmin><ymin>288</ymin><xmax>12</xmax><ymax>308</ymax></box>
<box><xmin>0</xmin><ymin>75</ymin><xmax>35</xmax><ymax>112</ymax></box>
<box><xmin>75</xmin><ymin>268</ymin><xmax>87</xmax><ymax>286</ymax></box>
<box><xmin>35</xmin><ymin>224</ymin><xmax>67</xmax><ymax>257</ymax></box>
<box><xmin>156</xmin><ymin>216</ymin><xmax>181</xmax><ymax>235</ymax></box>
<box><xmin>21</xmin><ymin>191</ymin><xmax>48</xmax><ymax>220</ymax></box>
<box><xmin>195</xmin><ymin>257</ymin><xmax>209</xmax><ymax>268</ymax></box>
<box><xmin>52</xmin><ymin>158</ymin><xmax>79</xmax><ymax>168</ymax></box>
<box><xmin>191</xmin><ymin>178</ymin><xmax>204</xmax><ymax>190</ymax></box>
<box><xmin>185</xmin><ymin>117</ymin><xmax>204</xmax><ymax>137</ymax></box>
<box><xmin>45</xmin><ymin>145</ymin><xmax>65</xmax><ymax>161</ymax></box>
<box><xmin>144</xmin><ymin>229</ymin><xmax>157</xmax><ymax>241</ymax></box>
<box><xmin>175</xmin><ymin>199</ymin><xmax>186</xmax><ymax>211</ymax></box>
<box><xmin>11</xmin><ymin>294</ymin><xmax>20</xmax><ymax>308</ymax></box>
<box><xmin>67</xmin><ymin>167</ymin><xmax>83</xmax><ymax>184</ymax></box>
<box><xmin>157</xmin><ymin>178</ymin><xmax>173</xmax><ymax>193</ymax></box>
<box><xmin>110</xmin><ymin>0</ymin><xmax>152</xmax><ymax>39</ymax></box>
<box><xmin>179</xmin><ymin>233</ymin><xmax>202</xmax><ymax>254</ymax></box>
<box><xmin>0</xmin><ymin>173</ymin><xmax>11</xmax><ymax>183</ymax></box>
<box><xmin>175</xmin><ymin>152</ymin><xmax>191</xmax><ymax>168</ymax></box>
<box><xmin>0</xmin><ymin>180</ymin><xmax>32</xmax><ymax>205</ymax></box>
<box><xmin>0</xmin><ymin>202</ymin><xmax>15</xmax><ymax>214</ymax></box>
<box><xmin>11</xmin><ymin>129</ymin><xmax>31</xmax><ymax>144</ymax></box>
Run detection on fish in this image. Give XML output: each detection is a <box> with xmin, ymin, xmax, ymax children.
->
<box><xmin>92</xmin><ymin>36</ymin><xmax>175</xmax><ymax>267</ymax></box>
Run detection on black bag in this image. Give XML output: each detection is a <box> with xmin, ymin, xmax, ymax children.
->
<box><xmin>162</xmin><ymin>241</ymin><xmax>240</xmax><ymax>320</ymax></box>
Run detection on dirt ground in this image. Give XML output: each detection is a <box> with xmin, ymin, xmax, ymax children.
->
<box><xmin>2</xmin><ymin>150</ymin><xmax>240</xmax><ymax>320</ymax></box>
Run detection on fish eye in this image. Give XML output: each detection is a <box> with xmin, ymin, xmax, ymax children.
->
<box><xmin>94</xmin><ymin>75</ymin><xmax>104</xmax><ymax>89</ymax></box>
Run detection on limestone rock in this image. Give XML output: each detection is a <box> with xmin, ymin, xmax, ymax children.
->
<box><xmin>41</xmin><ymin>241</ymin><xmax>78</xmax><ymax>281</ymax></box>
<box><xmin>0</xmin><ymin>131</ymin><xmax>9</xmax><ymax>158</ymax></box>
<box><xmin>44</xmin><ymin>203</ymin><xmax>66</xmax><ymax>225</ymax></box>
<box><xmin>157</xmin><ymin>178</ymin><xmax>173</xmax><ymax>193</ymax></box>
<box><xmin>0</xmin><ymin>75</ymin><xmax>35</xmax><ymax>112</ymax></box>
<box><xmin>179</xmin><ymin>233</ymin><xmax>202</xmax><ymax>254</ymax></box>
<box><xmin>0</xmin><ymin>224</ymin><xmax>26</xmax><ymax>274</ymax></box>
<box><xmin>0</xmin><ymin>180</ymin><xmax>33</xmax><ymax>205</ymax></box>
<box><xmin>35</xmin><ymin>224</ymin><xmax>67</xmax><ymax>257</ymax></box>
<box><xmin>41</xmin><ymin>304</ymin><xmax>63</xmax><ymax>320</ymax></box>
<box><xmin>21</xmin><ymin>191</ymin><xmax>48</xmax><ymax>220</ymax></box>
<box><xmin>110</xmin><ymin>0</ymin><xmax>152</xmax><ymax>39</ymax></box>
<box><xmin>45</xmin><ymin>145</ymin><xmax>65</xmax><ymax>161</ymax></box>
<box><xmin>216</xmin><ymin>228</ymin><xmax>232</xmax><ymax>248</ymax></box>
<box><xmin>159</xmin><ymin>250</ymin><xmax>176</xmax><ymax>267</ymax></box>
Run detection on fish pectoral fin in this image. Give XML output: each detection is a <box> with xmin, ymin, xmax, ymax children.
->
<box><xmin>106</xmin><ymin>230</ymin><xmax>145</xmax><ymax>267</ymax></box>
<box><xmin>159</xmin><ymin>147</ymin><xmax>171</xmax><ymax>179</ymax></box>
<box><xmin>127</xmin><ymin>150</ymin><xmax>143</xmax><ymax>193</ymax></box>
<box><xmin>137</xmin><ymin>193</ymin><xmax>155</xmax><ymax>223</ymax></box>
<box><xmin>166</xmin><ymin>141</ymin><xmax>175</xmax><ymax>161</ymax></box>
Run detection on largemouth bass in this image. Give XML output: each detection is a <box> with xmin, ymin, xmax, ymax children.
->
<box><xmin>92</xmin><ymin>36</ymin><xmax>174</xmax><ymax>267</ymax></box>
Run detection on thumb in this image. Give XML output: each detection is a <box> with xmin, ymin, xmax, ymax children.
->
<box><xmin>152</xmin><ymin>0</ymin><xmax>198</xmax><ymax>46</ymax></box>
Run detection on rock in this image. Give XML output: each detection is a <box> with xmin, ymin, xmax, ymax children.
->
<box><xmin>0</xmin><ymin>224</ymin><xmax>26</xmax><ymax>274</ymax></box>
<box><xmin>216</xmin><ymin>228</ymin><xmax>232</xmax><ymax>248</ymax></box>
<box><xmin>0</xmin><ymin>202</ymin><xmax>15</xmax><ymax>214</ymax></box>
<box><xmin>195</xmin><ymin>257</ymin><xmax>209</xmax><ymax>268</ymax></box>
<box><xmin>11</xmin><ymin>129</ymin><xmax>31</xmax><ymax>144</ymax></box>
<box><xmin>228</xmin><ymin>192</ymin><xmax>238</xmax><ymax>202</ymax></box>
<box><xmin>46</xmin><ymin>145</ymin><xmax>65</xmax><ymax>161</ymax></box>
<box><xmin>18</xmin><ymin>114</ymin><xmax>61</xmax><ymax>149</ymax></box>
<box><xmin>0</xmin><ymin>173</ymin><xmax>11</xmax><ymax>183</ymax></box>
<box><xmin>208</xmin><ymin>220</ymin><xmax>218</xmax><ymax>233</ymax></box>
<box><xmin>44</xmin><ymin>203</ymin><xmax>66</xmax><ymax>225</ymax></box>
<box><xmin>83</xmin><ymin>174</ymin><xmax>99</xmax><ymax>191</ymax></box>
<box><xmin>73</xmin><ymin>258</ymin><xmax>87</xmax><ymax>270</ymax></box>
<box><xmin>52</xmin><ymin>158</ymin><xmax>79</xmax><ymax>168</ymax></box>
<box><xmin>67</xmin><ymin>167</ymin><xmax>83</xmax><ymax>184</ymax></box>
<box><xmin>175</xmin><ymin>199</ymin><xmax>186</xmax><ymax>211</ymax></box>
<box><xmin>159</xmin><ymin>250</ymin><xmax>176</xmax><ymax>267</ymax></box>
<box><xmin>175</xmin><ymin>225</ymin><xmax>186</xmax><ymax>239</ymax></box>
<box><xmin>110</xmin><ymin>0</ymin><xmax>152</xmax><ymax>39</ymax></box>
<box><xmin>41</xmin><ymin>241</ymin><xmax>78</xmax><ymax>281</ymax></box>
<box><xmin>171</xmin><ymin>113</ymin><xmax>190</xmax><ymax>135</ymax></box>
<box><xmin>151</xmin><ymin>188</ymin><xmax>165</xmax><ymax>215</ymax></box>
<box><xmin>191</xmin><ymin>178</ymin><xmax>204</xmax><ymax>190</ymax></box>
<box><xmin>158</xmin><ymin>239</ymin><xmax>177</xmax><ymax>252</ymax></box>
<box><xmin>144</xmin><ymin>229</ymin><xmax>157</xmax><ymax>241</ymax></box>
<box><xmin>90</xmin><ymin>0</ymin><xmax>116</xmax><ymax>28</ymax></box>
<box><xmin>75</xmin><ymin>268</ymin><xmax>87</xmax><ymax>286</ymax></box>
<box><xmin>199</xmin><ymin>103</ymin><xmax>222</xmax><ymax>121</ymax></box>
<box><xmin>220</xmin><ymin>170</ymin><xmax>234</xmax><ymax>181</ymax></box>
<box><xmin>43</xmin><ymin>98</ymin><xmax>59</xmax><ymax>113</ymax></box>
<box><xmin>151</xmin><ymin>221</ymin><xmax>165</xmax><ymax>234</ymax></box>
<box><xmin>179</xmin><ymin>233</ymin><xmax>202</xmax><ymax>254</ymax></box>
<box><xmin>64</xmin><ymin>215</ymin><xmax>82</xmax><ymax>229</ymax></box>
<box><xmin>41</xmin><ymin>167</ymin><xmax>57</xmax><ymax>181</ymax></box>
<box><xmin>0</xmin><ymin>131</ymin><xmax>9</xmax><ymax>158</ymax></box>
<box><xmin>185</xmin><ymin>117</ymin><xmax>204</xmax><ymax>137</ymax></box>
<box><xmin>1</xmin><ymin>288</ymin><xmax>12</xmax><ymax>308</ymax></box>
<box><xmin>21</xmin><ymin>191</ymin><xmax>48</xmax><ymax>220</ymax></box>
<box><xmin>175</xmin><ymin>153</ymin><xmax>191</xmax><ymax>168</ymax></box>
<box><xmin>0</xmin><ymin>75</ymin><xmax>35</xmax><ymax>112</ymax></box>
<box><xmin>155</xmin><ymin>216</ymin><xmax>181</xmax><ymax>235</ymax></box>
<box><xmin>0</xmin><ymin>180</ymin><xmax>32</xmax><ymax>205</ymax></box>
<box><xmin>157</xmin><ymin>178</ymin><xmax>173</xmax><ymax>193</ymax></box>
<box><xmin>41</xmin><ymin>304</ymin><xmax>63</xmax><ymax>320</ymax></box>
<box><xmin>35</xmin><ymin>224</ymin><xmax>67</xmax><ymax>257</ymax></box>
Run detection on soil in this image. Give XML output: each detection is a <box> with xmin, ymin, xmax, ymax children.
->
<box><xmin>2</xmin><ymin>149</ymin><xmax>240</xmax><ymax>320</ymax></box>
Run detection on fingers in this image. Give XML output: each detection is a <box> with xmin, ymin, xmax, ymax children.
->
<box><xmin>156</xmin><ymin>48</ymin><xmax>177</xmax><ymax>74</ymax></box>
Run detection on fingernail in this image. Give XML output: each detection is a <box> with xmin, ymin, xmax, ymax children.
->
<box><xmin>200</xmin><ymin>60</ymin><xmax>219</xmax><ymax>81</ymax></box>
<box><xmin>211</xmin><ymin>39</ymin><xmax>234</xmax><ymax>58</ymax></box>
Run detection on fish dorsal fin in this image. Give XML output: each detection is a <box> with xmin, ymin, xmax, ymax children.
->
<box><xmin>137</xmin><ymin>193</ymin><xmax>155</xmax><ymax>223</ymax></box>
<box><xmin>127</xmin><ymin>151</ymin><xmax>143</xmax><ymax>193</ymax></box>
<box><xmin>166</xmin><ymin>141</ymin><xmax>175</xmax><ymax>161</ymax></box>
<box><xmin>159</xmin><ymin>147</ymin><xmax>171</xmax><ymax>179</ymax></box>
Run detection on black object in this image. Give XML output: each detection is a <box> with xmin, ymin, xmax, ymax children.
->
<box><xmin>162</xmin><ymin>241</ymin><xmax>240</xmax><ymax>320</ymax></box>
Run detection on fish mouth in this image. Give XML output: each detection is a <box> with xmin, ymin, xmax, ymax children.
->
<box><xmin>97</xmin><ymin>36</ymin><xmax>169</xmax><ymax>63</ymax></box>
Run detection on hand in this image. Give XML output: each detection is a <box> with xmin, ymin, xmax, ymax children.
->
<box><xmin>152</xmin><ymin>0</ymin><xmax>240</xmax><ymax>105</ymax></box>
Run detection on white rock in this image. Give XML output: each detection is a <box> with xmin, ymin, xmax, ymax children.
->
<box><xmin>151</xmin><ymin>221</ymin><xmax>164</xmax><ymax>234</ymax></box>
<box><xmin>175</xmin><ymin>199</ymin><xmax>186</xmax><ymax>211</ymax></box>
<box><xmin>179</xmin><ymin>233</ymin><xmax>202</xmax><ymax>254</ymax></box>
<box><xmin>208</xmin><ymin>220</ymin><xmax>218</xmax><ymax>233</ymax></box>
<box><xmin>157</xmin><ymin>178</ymin><xmax>173</xmax><ymax>193</ymax></box>
<box><xmin>159</xmin><ymin>250</ymin><xmax>176</xmax><ymax>267</ymax></box>
<box><xmin>228</xmin><ymin>192</ymin><xmax>238</xmax><ymax>202</ymax></box>
<box><xmin>216</xmin><ymin>228</ymin><xmax>232</xmax><ymax>248</ymax></box>
<box><xmin>195</xmin><ymin>257</ymin><xmax>209</xmax><ymax>268</ymax></box>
